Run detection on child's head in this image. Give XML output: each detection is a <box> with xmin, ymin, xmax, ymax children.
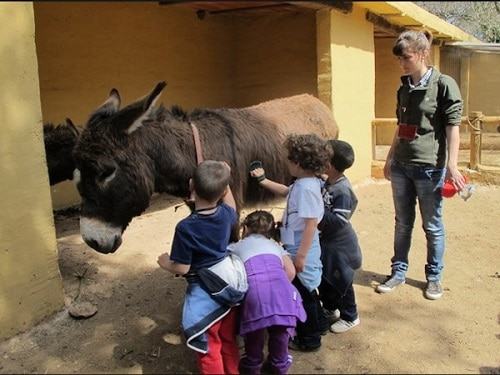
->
<box><xmin>284</xmin><ymin>134</ymin><xmax>330</xmax><ymax>175</ymax></box>
<box><xmin>327</xmin><ymin>139</ymin><xmax>355</xmax><ymax>173</ymax></box>
<box><xmin>192</xmin><ymin>160</ymin><xmax>231</xmax><ymax>202</ymax></box>
<box><xmin>242</xmin><ymin>210</ymin><xmax>277</xmax><ymax>240</ymax></box>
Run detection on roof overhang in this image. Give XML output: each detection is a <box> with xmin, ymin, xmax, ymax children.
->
<box><xmin>159</xmin><ymin>1</ymin><xmax>353</xmax><ymax>15</ymax></box>
<box><xmin>356</xmin><ymin>1</ymin><xmax>480</xmax><ymax>43</ymax></box>
<box><xmin>444</xmin><ymin>42</ymin><xmax>500</xmax><ymax>54</ymax></box>
<box><xmin>160</xmin><ymin>1</ymin><xmax>479</xmax><ymax>43</ymax></box>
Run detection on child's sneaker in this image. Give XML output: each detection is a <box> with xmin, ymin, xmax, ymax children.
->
<box><xmin>288</xmin><ymin>337</ymin><xmax>321</xmax><ymax>352</ymax></box>
<box><xmin>376</xmin><ymin>276</ymin><xmax>405</xmax><ymax>293</ymax></box>
<box><xmin>324</xmin><ymin>308</ymin><xmax>341</xmax><ymax>324</ymax></box>
<box><xmin>320</xmin><ymin>308</ymin><xmax>340</xmax><ymax>335</ymax></box>
<box><xmin>330</xmin><ymin>318</ymin><xmax>360</xmax><ymax>333</ymax></box>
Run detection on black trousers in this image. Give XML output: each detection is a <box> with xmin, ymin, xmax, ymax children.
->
<box><xmin>318</xmin><ymin>266</ymin><xmax>358</xmax><ymax>322</ymax></box>
<box><xmin>292</xmin><ymin>277</ymin><xmax>328</xmax><ymax>347</ymax></box>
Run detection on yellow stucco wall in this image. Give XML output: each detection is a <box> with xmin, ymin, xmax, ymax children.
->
<box><xmin>34</xmin><ymin>2</ymin><xmax>235</xmax><ymax>209</ymax></box>
<box><xmin>469</xmin><ymin>53</ymin><xmax>500</xmax><ymax>116</ymax></box>
<box><xmin>0</xmin><ymin>2</ymin><xmax>64</xmax><ymax>340</ymax></box>
<box><xmin>316</xmin><ymin>9</ymin><xmax>333</xmax><ymax>112</ymax></box>
<box><xmin>34</xmin><ymin>2</ymin><xmax>234</xmax><ymax>121</ymax></box>
<box><xmin>375</xmin><ymin>37</ymin><xmax>400</xmax><ymax>118</ymax></box>
<box><xmin>328</xmin><ymin>5</ymin><xmax>375</xmax><ymax>182</ymax></box>
<box><xmin>231</xmin><ymin>11</ymin><xmax>318</xmax><ymax>107</ymax></box>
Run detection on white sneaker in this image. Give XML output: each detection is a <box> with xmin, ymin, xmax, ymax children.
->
<box><xmin>424</xmin><ymin>280</ymin><xmax>443</xmax><ymax>300</ymax></box>
<box><xmin>376</xmin><ymin>276</ymin><xmax>405</xmax><ymax>293</ymax></box>
<box><xmin>330</xmin><ymin>318</ymin><xmax>360</xmax><ymax>333</ymax></box>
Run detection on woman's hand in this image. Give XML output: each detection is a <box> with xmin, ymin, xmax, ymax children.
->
<box><xmin>446</xmin><ymin>166</ymin><xmax>466</xmax><ymax>191</ymax></box>
<box><xmin>383</xmin><ymin>159</ymin><xmax>392</xmax><ymax>181</ymax></box>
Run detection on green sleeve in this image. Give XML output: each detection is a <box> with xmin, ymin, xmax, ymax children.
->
<box><xmin>439</xmin><ymin>74</ymin><xmax>463</xmax><ymax>126</ymax></box>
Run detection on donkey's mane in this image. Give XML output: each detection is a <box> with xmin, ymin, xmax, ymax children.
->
<box><xmin>153</xmin><ymin>104</ymin><xmax>228</xmax><ymax>124</ymax></box>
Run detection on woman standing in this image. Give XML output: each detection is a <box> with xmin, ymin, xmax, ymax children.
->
<box><xmin>376</xmin><ymin>30</ymin><xmax>466</xmax><ymax>300</ymax></box>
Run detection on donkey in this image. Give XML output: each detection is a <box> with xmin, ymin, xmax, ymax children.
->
<box><xmin>43</xmin><ymin>119</ymin><xmax>80</xmax><ymax>185</ymax></box>
<box><xmin>73</xmin><ymin>82</ymin><xmax>338</xmax><ymax>253</ymax></box>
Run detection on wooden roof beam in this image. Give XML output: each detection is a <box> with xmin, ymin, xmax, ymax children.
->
<box><xmin>296</xmin><ymin>1</ymin><xmax>353</xmax><ymax>14</ymax></box>
<box><xmin>158</xmin><ymin>1</ymin><xmax>353</xmax><ymax>14</ymax></box>
<box><xmin>366</xmin><ymin>11</ymin><xmax>405</xmax><ymax>37</ymax></box>
<box><xmin>367</xmin><ymin>11</ymin><xmax>444</xmax><ymax>45</ymax></box>
<box><xmin>204</xmin><ymin>3</ymin><xmax>293</xmax><ymax>15</ymax></box>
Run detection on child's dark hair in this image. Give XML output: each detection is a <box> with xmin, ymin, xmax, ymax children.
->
<box><xmin>193</xmin><ymin>160</ymin><xmax>231</xmax><ymax>201</ymax></box>
<box><xmin>328</xmin><ymin>139</ymin><xmax>354</xmax><ymax>173</ymax></box>
<box><xmin>242</xmin><ymin>210</ymin><xmax>278</xmax><ymax>240</ymax></box>
<box><xmin>285</xmin><ymin>134</ymin><xmax>331</xmax><ymax>174</ymax></box>
<box><xmin>393</xmin><ymin>29</ymin><xmax>433</xmax><ymax>57</ymax></box>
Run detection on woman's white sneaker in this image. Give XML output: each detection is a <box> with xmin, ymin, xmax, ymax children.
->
<box><xmin>424</xmin><ymin>280</ymin><xmax>443</xmax><ymax>300</ymax></box>
<box><xmin>376</xmin><ymin>276</ymin><xmax>405</xmax><ymax>293</ymax></box>
<box><xmin>330</xmin><ymin>318</ymin><xmax>360</xmax><ymax>333</ymax></box>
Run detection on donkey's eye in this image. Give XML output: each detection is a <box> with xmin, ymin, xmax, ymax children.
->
<box><xmin>99</xmin><ymin>167</ymin><xmax>115</xmax><ymax>179</ymax></box>
<box><xmin>97</xmin><ymin>166</ymin><xmax>117</xmax><ymax>185</ymax></box>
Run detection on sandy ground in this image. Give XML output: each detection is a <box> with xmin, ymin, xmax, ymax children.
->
<box><xmin>1</xmin><ymin>178</ymin><xmax>499</xmax><ymax>374</ymax></box>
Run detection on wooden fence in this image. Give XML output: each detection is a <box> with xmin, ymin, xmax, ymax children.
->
<box><xmin>372</xmin><ymin>113</ymin><xmax>500</xmax><ymax>170</ymax></box>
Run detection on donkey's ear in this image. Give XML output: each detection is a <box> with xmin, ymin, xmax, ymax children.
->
<box><xmin>95</xmin><ymin>88</ymin><xmax>121</xmax><ymax>116</ymax></box>
<box><xmin>142</xmin><ymin>81</ymin><xmax>166</xmax><ymax>113</ymax></box>
<box><xmin>65</xmin><ymin>118</ymin><xmax>80</xmax><ymax>137</ymax></box>
<box><xmin>115</xmin><ymin>81</ymin><xmax>167</xmax><ymax>135</ymax></box>
<box><xmin>87</xmin><ymin>88</ymin><xmax>121</xmax><ymax>127</ymax></box>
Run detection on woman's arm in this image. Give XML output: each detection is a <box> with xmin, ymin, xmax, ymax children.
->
<box><xmin>446</xmin><ymin>125</ymin><xmax>466</xmax><ymax>191</ymax></box>
<box><xmin>294</xmin><ymin>218</ymin><xmax>317</xmax><ymax>273</ymax></box>
<box><xmin>439</xmin><ymin>75</ymin><xmax>465</xmax><ymax>191</ymax></box>
<box><xmin>383</xmin><ymin>127</ymin><xmax>399</xmax><ymax>181</ymax></box>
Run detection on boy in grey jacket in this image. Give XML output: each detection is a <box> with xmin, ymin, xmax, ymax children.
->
<box><xmin>318</xmin><ymin>140</ymin><xmax>362</xmax><ymax>333</ymax></box>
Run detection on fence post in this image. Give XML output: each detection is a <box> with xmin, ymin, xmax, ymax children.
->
<box><xmin>372</xmin><ymin>120</ymin><xmax>377</xmax><ymax>160</ymax></box>
<box><xmin>468</xmin><ymin>111</ymin><xmax>482</xmax><ymax>170</ymax></box>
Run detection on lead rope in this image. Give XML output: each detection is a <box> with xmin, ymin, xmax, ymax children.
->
<box><xmin>190</xmin><ymin>122</ymin><xmax>204</xmax><ymax>165</ymax></box>
<box><xmin>175</xmin><ymin>122</ymin><xmax>204</xmax><ymax>212</ymax></box>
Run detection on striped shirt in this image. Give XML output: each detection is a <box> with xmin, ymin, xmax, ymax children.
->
<box><xmin>408</xmin><ymin>67</ymin><xmax>433</xmax><ymax>89</ymax></box>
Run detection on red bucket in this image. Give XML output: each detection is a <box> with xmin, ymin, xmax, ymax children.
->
<box><xmin>441</xmin><ymin>180</ymin><xmax>457</xmax><ymax>198</ymax></box>
<box><xmin>441</xmin><ymin>176</ymin><xmax>469</xmax><ymax>198</ymax></box>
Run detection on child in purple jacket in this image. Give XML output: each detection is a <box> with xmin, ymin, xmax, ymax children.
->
<box><xmin>228</xmin><ymin>210</ymin><xmax>306</xmax><ymax>375</ymax></box>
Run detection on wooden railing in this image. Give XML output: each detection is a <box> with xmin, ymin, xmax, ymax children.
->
<box><xmin>372</xmin><ymin>113</ymin><xmax>500</xmax><ymax>170</ymax></box>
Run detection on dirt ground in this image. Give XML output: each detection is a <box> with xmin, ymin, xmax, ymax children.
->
<box><xmin>1</xmin><ymin>178</ymin><xmax>499</xmax><ymax>374</ymax></box>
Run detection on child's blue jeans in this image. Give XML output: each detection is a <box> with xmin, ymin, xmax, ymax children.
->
<box><xmin>390</xmin><ymin>160</ymin><xmax>446</xmax><ymax>282</ymax></box>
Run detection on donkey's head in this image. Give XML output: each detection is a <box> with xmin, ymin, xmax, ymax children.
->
<box><xmin>73</xmin><ymin>82</ymin><xmax>167</xmax><ymax>254</ymax></box>
<box><xmin>44</xmin><ymin>119</ymin><xmax>80</xmax><ymax>185</ymax></box>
